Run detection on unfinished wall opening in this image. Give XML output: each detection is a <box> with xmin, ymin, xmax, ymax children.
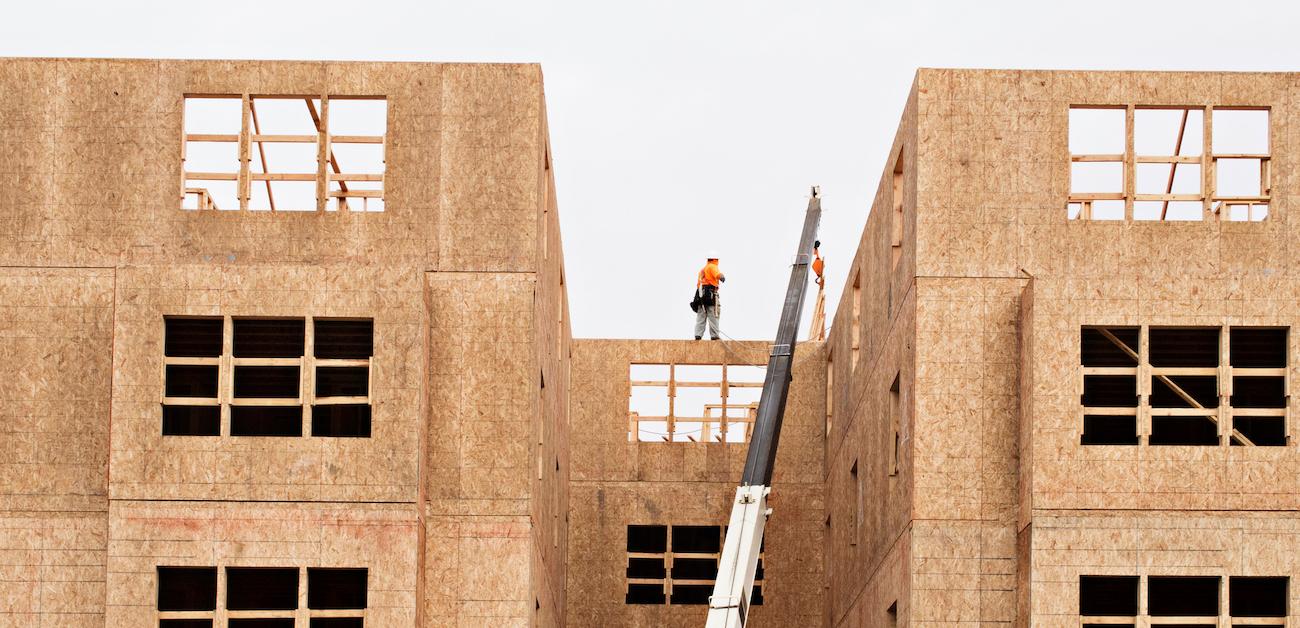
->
<box><xmin>624</xmin><ymin>525</ymin><xmax>761</xmax><ymax>606</ymax></box>
<box><xmin>311</xmin><ymin>319</ymin><xmax>374</xmax><ymax>438</ymax></box>
<box><xmin>182</xmin><ymin>95</ymin><xmax>386</xmax><ymax>212</ymax></box>
<box><xmin>158</xmin><ymin>565</ymin><xmax>369</xmax><ymax>626</ymax></box>
<box><xmin>162</xmin><ymin>317</ymin><xmax>224</xmax><ymax>436</ymax></box>
<box><xmin>1078</xmin><ymin>575</ymin><xmax>1139</xmax><ymax>616</ymax></box>
<box><xmin>158</xmin><ymin>567</ymin><xmax>218</xmax><ymax>612</ymax></box>
<box><xmin>226</xmin><ymin>567</ymin><xmax>298</xmax><ymax>611</ymax></box>
<box><xmin>1080</xmin><ymin>325</ymin><xmax>1287</xmax><ymax>447</ymax></box>
<box><xmin>891</xmin><ymin>147</ymin><xmax>904</xmax><ymax>270</ymax></box>
<box><xmin>889</xmin><ymin>373</ymin><xmax>900</xmax><ymax>476</ymax></box>
<box><xmin>825</xmin><ymin>350</ymin><xmax>834</xmax><ymax>437</ymax></box>
<box><xmin>850</xmin><ymin>459</ymin><xmax>860</xmax><ymax>546</ymax></box>
<box><xmin>1067</xmin><ymin>105</ymin><xmax>1270</xmax><ymax>221</ymax></box>
<box><xmin>886</xmin><ymin>601</ymin><xmax>898</xmax><ymax>627</ymax></box>
<box><xmin>851</xmin><ymin>270</ymin><xmax>861</xmax><ymax>372</ymax></box>
<box><xmin>163</xmin><ymin>316</ymin><xmax>374</xmax><ymax>439</ymax></box>
<box><xmin>627</xmin><ymin>362</ymin><xmax>764</xmax><ymax>443</ymax></box>
<box><xmin>1229</xmin><ymin>576</ymin><xmax>1287</xmax><ymax>617</ymax></box>
<box><xmin>1080</xmin><ymin>327</ymin><xmax>1139</xmax><ymax>445</ymax></box>
<box><xmin>1148</xmin><ymin>576</ymin><xmax>1219</xmax><ymax>616</ymax></box>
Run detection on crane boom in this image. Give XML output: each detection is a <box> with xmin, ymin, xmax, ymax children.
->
<box><xmin>705</xmin><ymin>188</ymin><xmax>822</xmax><ymax>628</ymax></box>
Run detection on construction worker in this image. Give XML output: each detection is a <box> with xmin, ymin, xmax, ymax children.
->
<box><xmin>693</xmin><ymin>251</ymin><xmax>725</xmax><ymax>340</ymax></box>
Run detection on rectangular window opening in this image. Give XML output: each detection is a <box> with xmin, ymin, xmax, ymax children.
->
<box><xmin>851</xmin><ymin>271</ymin><xmax>861</xmax><ymax>371</ymax></box>
<box><xmin>889</xmin><ymin>374</ymin><xmax>900</xmax><ymax>476</ymax></box>
<box><xmin>1148</xmin><ymin>576</ymin><xmax>1219</xmax><ymax>616</ymax></box>
<box><xmin>891</xmin><ymin>148</ymin><xmax>904</xmax><ymax>270</ymax></box>
<box><xmin>158</xmin><ymin>566</ymin><xmax>217</xmax><ymax>611</ymax></box>
<box><xmin>850</xmin><ymin>459</ymin><xmax>861</xmax><ymax>545</ymax></box>
<box><xmin>226</xmin><ymin>567</ymin><xmax>299</xmax><ymax>611</ymax></box>
<box><xmin>183</xmin><ymin>96</ymin><xmax>242</xmax><ymax>211</ymax></box>
<box><xmin>628</xmin><ymin>363</ymin><xmax>762</xmax><ymax>443</ymax></box>
<box><xmin>307</xmin><ymin>567</ymin><xmax>367</xmax><ymax>610</ymax></box>
<box><xmin>1079</xmin><ymin>575</ymin><xmax>1139</xmax><ymax>616</ymax></box>
<box><xmin>1229</xmin><ymin>576</ymin><xmax>1287</xmax><ymax>617</ymax></box>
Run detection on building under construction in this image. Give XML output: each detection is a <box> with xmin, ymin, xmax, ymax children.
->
<box><xmin>0</xmin><ymin>59</ymin><xmax>1294</xmax><ymax>626</ymax></box>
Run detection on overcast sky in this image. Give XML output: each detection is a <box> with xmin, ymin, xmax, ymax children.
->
<box><xmin>4</xmin><ymin>1</ymin><xmax>1298</xmax><ymax>341</ymax></box>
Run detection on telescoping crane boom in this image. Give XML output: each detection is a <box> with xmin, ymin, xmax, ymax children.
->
<box><xmin>705</xmin><ymin>187</ymin><xmax>822</xmax><ymax>627</ymax></box>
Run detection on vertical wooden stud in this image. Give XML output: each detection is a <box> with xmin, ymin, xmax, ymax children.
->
<box><xmin>239</xmin><ymin>95</ymin><xmax>251</xmax><ymax>211</ymax></box>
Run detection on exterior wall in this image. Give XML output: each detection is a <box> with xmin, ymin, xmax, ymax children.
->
<box><xmin>0</xmin><ymin>58</ymin><xmax>566</xmax><ymax>627</ymax></box>
<box><xmin>565</xmin><ymin>339</ymin><xmax>825</xmax><ymax>627</ymax></box>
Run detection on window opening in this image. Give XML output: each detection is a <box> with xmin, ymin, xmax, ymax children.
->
<box><xmin>1079</xmin><ymin>575</ymin><xmax>1141</xmax><ymax>620</ymax></box>
<box><xmin>628</xmin><ymin>363</ymin><xmax>764</xmax><ymax>443</ymax></box>
<box><xmin>1067</xmin><ymin>106</ymin><xmax>1270</xmax><ymax>221</ymax></box>
<box><xmin>1080</xmin><ymin>326</ymin><xmax>1286</xmax><ymax>447</ymax></box>
<box><xmin>1148</xmin><ymin>575</ymin><xmax>1219</xmax><ymax>616</ymax></box>
<box><xmin>891</xmin><ymin>148</ymin><xmax>904</xmax><ymax>270</ymax></box>
<box><xmin>851</xmin><ymin>270</ymin><xmax>861</xmax><ymax>372</ymax></box>
<box><xmin>157</xmin><ymin>565</ymin><xmax>368</xmax><ymax>626</ymax></box>
<box><xmin>850</xmin><ymin>459</ymin><xmax>860</xmax><ymax>546</ymax></box>
<box><xmin>825</xmin><ymin>351</ymin><xmax>834</xmax><ymax>437</ymax></box>
<box><xmin>162</xmin><ymin>316</ymin><xmax>374</xmax><ymax>439</ymax></box>
<box><xmin>886</xmin><ymin>601</ymin><xmax>898</xmax><ymax>627</ymax></box>
<box><xmin>312</xmin><ymin>319</ymin><xmax>374</xmax><ymax>437</ymax></box>
<box><xmin>624</xmin><ymin>525</ymin><xmax>761</xmax><ymax>606</ymax></box>
<box><xmin>182</xmin><ymin>95</ymin><xmax>386</xmax><ymax>212</ymax></box>
<box><xmin>889</xmin><ymin>374</ymin><xmax>901</xmax><ymax>476</ymax></box>
<box><xmin>1230</xmin><ymin>576</ymin><xmax>1288</xmax><ymax>618</ymax></box>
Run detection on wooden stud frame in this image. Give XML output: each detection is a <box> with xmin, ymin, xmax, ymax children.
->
<box><xmin>625</xmin><ymin>526</ymin><xmax>764</xmax><ymax>606</ymax></box>
<box><xmin>161</xmin><ymin>316</ymin><xmax>374</xmax><ymax>437</ymax></box>
<box><xmin>1081</xmin><ymin>326</ymin><xmax>1288</xmax><ymax>447</ymax></box>
<box><xmin>155</xmin><ymin>565</ymin><xmax>368</xmax><ymax>625</ymax></box>
<box><xmin>1078</xmin><ymin>574</ymin><xmax>1285</xmax><ymax>627</ymax></box>
<box><xmin>181</xmin><ymin>94</ymin><xmax>387</xmax><ymax>212</ymax></box>
<box><xmin>1067</xmin><ymin>105</ymin><xmax>1271</xmax><ymax>221</ymax></box>
<box><xmin>628</xmin><ymin>363</ymin><xmax>764</xmax><ymax>443</ymax></box>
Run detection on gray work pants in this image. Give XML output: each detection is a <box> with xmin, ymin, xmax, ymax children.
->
<box><xmin>695</xmin><ymin>297</ymin><xmax>720</xmax><ymax>339</ymax></box>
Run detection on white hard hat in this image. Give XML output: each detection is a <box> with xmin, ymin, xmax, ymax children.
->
<box><xmin>707</xmin><ymin>250</ymin><xmax>720</xmax><ymax>260</ymax></box>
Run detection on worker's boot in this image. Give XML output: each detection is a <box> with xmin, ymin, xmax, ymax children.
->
<box><xmin>710</xmin><ymin>336</ymin><xmax>720</xmax><ymax>341</ymax></box>
<box><xmin>694</xmin><ymin>336</ymin><xmax>702</xmax><ymax>340</ymax></box>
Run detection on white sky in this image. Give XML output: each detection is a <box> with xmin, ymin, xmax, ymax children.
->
<box><xmin>3</xmin><ymin>0</ymin><xmax>1299</xmax><ymax>340</ymax></box>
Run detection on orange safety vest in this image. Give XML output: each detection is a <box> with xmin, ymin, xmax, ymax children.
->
<box><xmin>697</xmin><ymin>261</ymin><xmax>723</xmax><ymax>288</ymax></box>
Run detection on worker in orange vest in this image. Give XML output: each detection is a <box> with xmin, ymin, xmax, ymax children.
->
<box><xmin>693</xmin><ymin>251</ymin><xmax>726</xmax><ymax>340</ymax></box>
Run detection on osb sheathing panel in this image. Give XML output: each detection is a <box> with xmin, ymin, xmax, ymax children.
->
<box><xmin>910</xmin><ymin>518</ymin><xmax>1017</xmax><ymax>626</ymax></box>
<box><xmin>1025</xmin><ymin>272</ymin><xmax>1300</xmax><ymax>512</ymax></box>
<box><xmin>108</xmin><ymin>264</ymin><xmax>422</xmax><ymax>502</ymax></box>
<box><xmin>105</xmin><ymin>500</ymin><xmax>417</xmax><ymax>626</ymax></box>
<box><xmin>1029</xmin><ymin>510</ymin><xmax>1300</xmax><ymax>626</ymax></box>
<box><xmin>0</xmin><ymin>58</ymin><xmax>545</xmax><ymax>274</ymax></box>
<box><xmin>0</xmin><ymin>511</ymin><xmax>107</xmax><ymax>627</ymax></box>
<box><xmin>0</xmin><ymin>267</ymin><xmax>114</xmax><ymax>512</ymax></box>
<box><xmin>565</xmin><ymin>339</ymin><xmax>825</xmax><ymax>627</ymax></box>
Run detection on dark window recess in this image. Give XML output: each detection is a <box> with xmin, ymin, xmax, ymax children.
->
<box><xmin>627</xmin><ymin>525</ymin><xmax>667</xmax><ymax>553</ymax></box>
<box><xmin>165</xmin><ymin>365</ymin><xmax>219</xmax><ymax>398</ymax></box>
<box><xmin>672</xmin><ymin>558</ymin><xmax>718</xmax><ymax>580</ymax></box>
<box><xmin>311</xmin><ymin>619</ymin><xmax>364</xmax><ymax>628</ymax></box>
<box><xmin>1081</xmin><ymin>327</ymin><xmax>1140</xmax><ymax>366</ymax></box>
<box><xmin>750</xmin><ymin>584</ymin><xmax>764</xmax><ymax>606</ymax></box>
<box><xmin>160</xmin><ymin>621</ymin><xmax>214</xmax><ymax>628</ymax></box>
<box><xmin>165</xmin><ymin>317</ymin><xmax>223</xmax><ymax>357</ymax></box>
<box><xmin>626</xmin><ymin>583</ymin><xmax>665</xmax><ymax>604</ymax></box>
<box><xmin>670</xmin><ymin>584</ymin><xmax>713</xmax><ymax>605</ymax></box>
<box><xmin>233</xmin><ymin>319</ymin><xmax>305</xmax><ymax>358</ymax></box>
<box><xmin>307</xmin><ymin>568</ymin><xmax>368</xmax><ymax>609</ymax></box>
<box><xmin>316</xmin><ymin>367</ymin><xmax>368</xmax><ymax>397</ymax></box>
<box><xmin>1079</xmin><ymin>575</ymin><xmax>1139</xmax><ymax>615</ymax></box>
<box><xmin>1148</xmin><ymin>576</ymin><xmax>1219</xmax><ymax>616</ymax></box>
<box><xmin>226</xmin><ymin>567</ymin><xmax>299</xmax><ymax>610</ymax></box>
<box><xmin>315</xmin><ymin>319</ymin><xmax>373</xmax><ymax>359</ymax></box>
<box><xmin>233</xmin><ymin>366</ymin><xmax>300</xmax><ymax>398</ymax></box>
<box><xmin>312</xmin><ymin>405</ymin><xmax>372</xmax><ymax>438</ymax></box>
<box><xmin>228</xmin><ymin>621</ymin><xmax>295</xmax><ymax>628</ymax></box>
<box><xmin>1232</xmin><ymin>376</ymin><xmax>1285</xmax><ymax>408</ymax></box>
<box><xmin>158</xmin><ymin>566</ymin><xmax>217</xmax><ymax>611</ymax></box>
<box><xmin>162</xmin><ymin>406</ymin><xmax>220</xmax><ymax>436</ymax></box>
<box><xmin>627</xmin><ymin>558</ymin><xmax>665</xmax><ymax>580</ymax></box>
<box><xmin>1082</xmin><ymin>625</ymin><xmax>1133</xmax><ymax>628</ymax></box>
<box><xmin>754</xmin><ymin>557</ymin><xmax>765</xmax><ymax>581</ymax></box>
<box><xmin>1233</xmin><ymin>416</ymin><xmax>1287</xmax><ymax>446</ymax></box>
<box><xmin>231</xmin><ymin>406</ymin><xmax>302</xmax><ymax>437</ymax></box>
<box><xmin>672</xmin><ymin>526</ymin><xmax>721</xmax><ymax>554</ymax></box>
<box><xmin>1150</xmin><ymin>416</ymin><xmax>1219</xmax><ymax>446</ymax></box>
<box><xmin>1082</xmin><ymin>376</ymin><xmax>1138</xmax><ymax>407</ymax></box>
<box><xmin>1149</xmin><ymin>328</ymin><xmax>1219</xmax><ymax>367</ymax></box>
<box><xmin>1082</xmin><ymin>415</ymin><xmax>1138</xmax><ymax>445</ymax></box>
<box><xmin>1230</xmin><ymin>576</ymin><xmax>1287</xmax><ymax>617</ymax></box>
<box><xmin>1150</xmin><ymin>376</ymin><xmax>1218</xmax><ymax>408</ymax></box>
<box><xmin>1230</xmin><ymin>327</ymin><xmax>1287</xmax><ymax>368</ymax></box>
